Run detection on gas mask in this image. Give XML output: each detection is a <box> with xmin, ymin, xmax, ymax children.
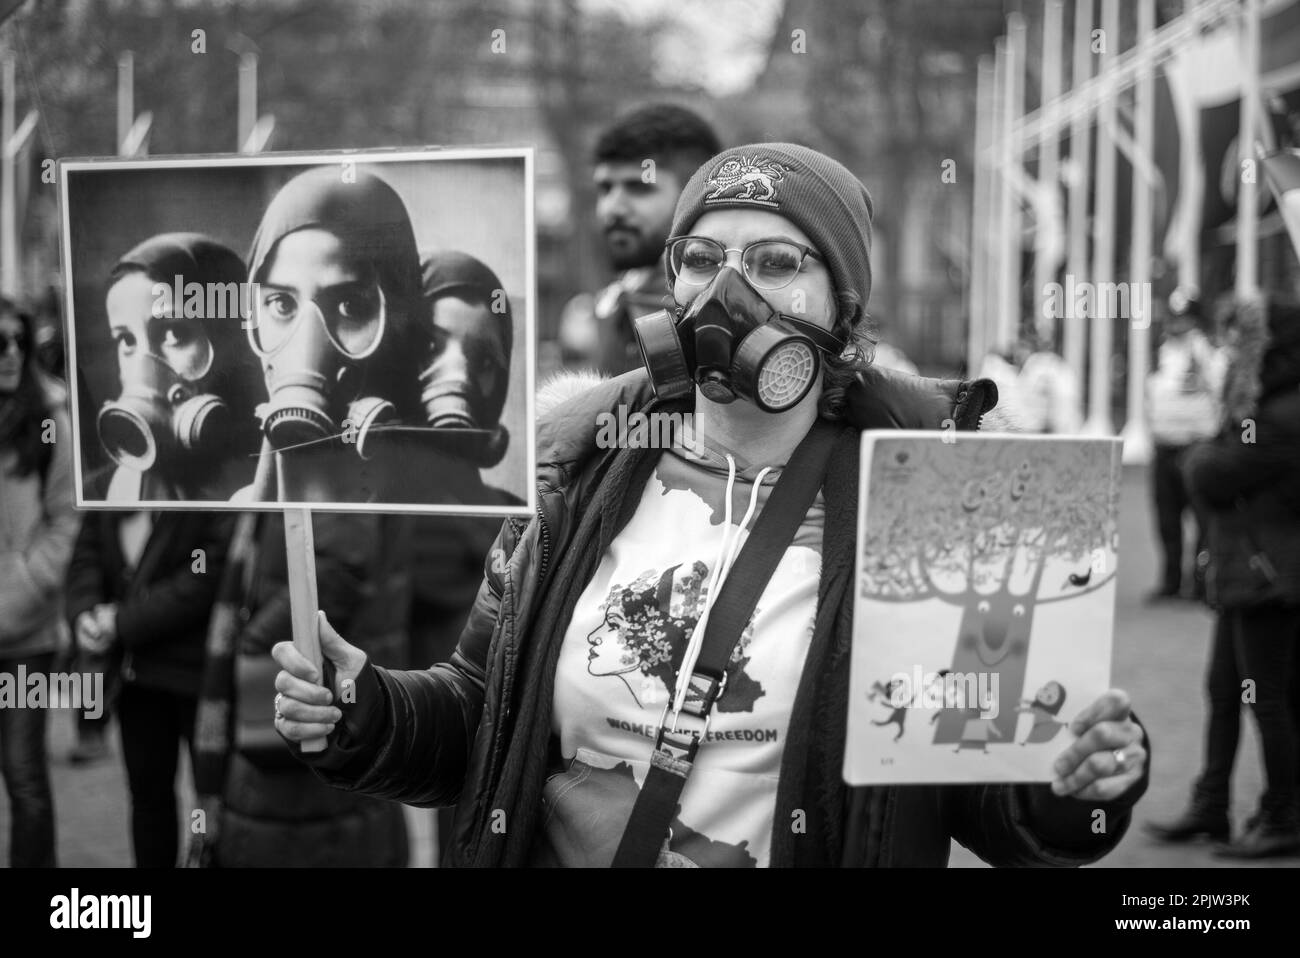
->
<box><xmin>634</xmin><ymin>267</ymin><xmax>844</xmax><ymax>413</ymax></box>
<box><xmin>98</xmin><ymin>344</ymin><xmax>229</xmax><ymax>473</ymax></box>
<box><xmin>249</xmin><ymin>285</ymin><xmax>397</xmax><ymax>460</ymax></box>
<box><xmin>417</xmin><ymin>294</ymin><xmax>512</xmax><ymax>468</ymax></box>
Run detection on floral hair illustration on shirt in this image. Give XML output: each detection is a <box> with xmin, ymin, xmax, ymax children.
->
<box><xmin>586</xmin><ymin>560</ymin><xmax>765</xmax><ymax>712</ymax></box>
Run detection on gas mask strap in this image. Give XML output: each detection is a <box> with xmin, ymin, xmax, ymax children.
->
<box><xmin>778</xmin><ymin>316</ymin><xmax>845</xmax><ymax>355</ymax></box>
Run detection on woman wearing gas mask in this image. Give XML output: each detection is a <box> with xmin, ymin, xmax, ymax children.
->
<box><xmin>274</xmin><ymin>144</ymin><xmax>1151</xmax><ymax>867</ymax></box>
<box><xmin>93</xmin><ymin>233</ymin><xmax>263</xmax><ymax>502</ymax></box>
<box><xmin>241</xmin><ymin>166</ymin><xmax>436</xmax><ymax>504</ymax></box>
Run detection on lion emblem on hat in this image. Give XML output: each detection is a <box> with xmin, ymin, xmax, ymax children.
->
<box><xmin>704</xmin><ymin>155</ymin><xmax>790</xmax><ymax>206</ymax></box>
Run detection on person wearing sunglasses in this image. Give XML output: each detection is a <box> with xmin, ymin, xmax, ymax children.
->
<box><xmin>0</xmin><ymin>298</ymin><xmax>79</xmax><ymax>867</ymax></box>
<box><xmin>274</xmin><ymin>143</ymin><xmax>1150</xmax><ymax>868</ymax></box>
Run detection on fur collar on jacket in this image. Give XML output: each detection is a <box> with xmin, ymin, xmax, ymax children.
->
<box><xmin>536</xmin><ymin>367</ymin><xmax>1023</xmax><ymax>434</ymax></box>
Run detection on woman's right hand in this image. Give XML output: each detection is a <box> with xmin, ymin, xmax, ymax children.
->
<box><xmin>270</xmin><ymin>611</ymin><xmax>365</xmax><ymax>743</ymax></box>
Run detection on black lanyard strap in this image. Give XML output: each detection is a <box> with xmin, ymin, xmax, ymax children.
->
<box><xmin>611</xmin><ymin>418</ymin><xmax>840</xmax><ymax>867</ymax></box>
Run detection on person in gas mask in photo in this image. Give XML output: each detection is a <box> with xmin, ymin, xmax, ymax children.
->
<box><xmin>242</xmin><ymin>166</ymin><xmax>427</xmax><ymax>503</ymax></box>
<box><xmin>274</xmin><ymin>144</ymin><xmax>1152</xmax><ymax>869</ymax></box>
<box><xmin>415</xmin><ymin>249</ymin><xmax>521</xmax><ymax>501</ymax></box>
<box><xmin>93</xmin><ymin>233</ymin><xmax>263</xmax><ymax>502</ymax></box>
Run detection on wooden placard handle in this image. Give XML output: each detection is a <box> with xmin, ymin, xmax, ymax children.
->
<box><xmin>283</xmin><ymin>508</ymin><xmax>326</xmax><ymax>754</ymax></box>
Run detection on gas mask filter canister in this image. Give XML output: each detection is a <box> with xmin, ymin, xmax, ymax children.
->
<box><xmin>634</xmin><ymin>267</ymin><xmax>840</xmax><ymax>413</ymax></box>
<box><xmin>97</xmin><ymin>351</ymin><xmax>230</xmax><ymax>472</ymax></box>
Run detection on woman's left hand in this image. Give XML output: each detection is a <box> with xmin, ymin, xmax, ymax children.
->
<box><xmin>1050</xmin><ymin>689</ymin><xmax>1146</xmax><ymax>802</ymax></box>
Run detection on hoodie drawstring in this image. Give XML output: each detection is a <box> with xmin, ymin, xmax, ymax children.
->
<box><xmin>671</xmin><ymin>456</ymin><xmax>774</xmax><ymax>714</ymax></box>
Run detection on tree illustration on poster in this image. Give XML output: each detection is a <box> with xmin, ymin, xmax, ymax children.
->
<box><xmin>859</xmin><ymin>438</ymin><xmax>1121</xmax><ymax>744</ymax></box>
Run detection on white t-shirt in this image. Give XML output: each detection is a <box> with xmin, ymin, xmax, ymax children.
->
<box><xmin>548</xmin><ymin>442</ymin><xmax>822</xmax><ymax>867</ymax></box>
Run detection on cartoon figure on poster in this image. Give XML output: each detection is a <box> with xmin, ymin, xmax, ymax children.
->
<box><xmin>847</xmin><ymin>433</ymin><xmax>1122</xmax><ymax>784</ymax></box>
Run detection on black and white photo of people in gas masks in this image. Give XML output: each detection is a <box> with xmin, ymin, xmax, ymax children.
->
<box><xmin>59</xmin><ymin>151</ymin><xmax>533</xmax><ymax>514</ymax></box>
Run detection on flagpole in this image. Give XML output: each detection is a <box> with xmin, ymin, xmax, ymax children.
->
<box><xmin>1121</xmin><ymin>0</ymin><xmax>1156</xmax><ymax>464</ymax></box>
<box><xmin>1179</xmin><ymin>0</ymin><xmax>1203</xmax><ymax>293</ymax></box>
<box><xmin>992</xmin><ymin>37</ymin><xmax>1010</xmax><ymax>360</ymax></box>
<box><xmin>1035</xmin><ymin>0</ymin><xmax>1064</xmax><ymax>346</ymax></box>
<box><xmin>1000</xmin><ymin>14</ymin><xmax>1027</xmax><ymax>352</ymax></box>
<box><xmin>969</xmin><ymin>56</ymin><xmax>995</xmax><ymax>377</ymax></box>
<box><xmin>1084</xmin><ymin>0</ymin><xmax>1119</xmax><ymax>436</ymax></box>
<box><xmin>1236</xmin><ymin>0</ymin><xmax>1260</xmax><ymax>299</ymax></box>
<box><xmin>994</xmin><ymin>36</ymin><xmax>1014</xmax><ymax>362</ymax></box>
<box><xmin>117</xmin><ymin>52</ymin><xmax>132</xmax><ymax>154</ymax></box>
<box><xmin>1</xmin><ymin>56</ymin><xmax>14</xmax><ymax>299</ymax></box>
<box><xmin>238</xmin><ymin>52</ymin><xmax>256</xmax><ymax>151</ymax></box>
<box><xmin>1065</xmin><ymin>0</ymin><xmax>1093</xmax><ymax>425</ymax></box>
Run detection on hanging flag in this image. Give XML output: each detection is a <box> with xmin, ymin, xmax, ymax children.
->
<box><xmin>1262</xmin><ymin>148</ymin><xmax>1300</xmax><ymax>261</ymax></box>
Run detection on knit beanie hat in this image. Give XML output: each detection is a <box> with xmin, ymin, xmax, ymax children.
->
<box><xmin>668</xmin><ymin>142</ymin><xmax>874</xmax><ymax>325</ymax></box>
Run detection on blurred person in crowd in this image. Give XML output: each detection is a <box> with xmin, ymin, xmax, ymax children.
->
<box><xmin>35</xmin><ymin>323</ymin><xmax>64</xmax><ymax>381</ymax></box>
<box><xmin>559</xmin><ymin>104</ymin><xmax>721</xmax><ymax>376</ymax></box>
<box><xmin>1016</xmin><ymin>337</ymin><xmax>1082</xmax><ymax>434</ymax></box>
<box><xmin>1144</xmin><ymin>612</ymin><xmax>1242</xmax><ymax>848</ymax></box>
<box><xmin>0</xmin><ymin>299</ymin><xmax>79</xmax><ymax>867</ymax></box>
<box><xmin>68</xmin><ymin>368</ymin><xmax>114</xmax><ymax>764</ymax></box>
<box><xmin>188</xmin><ymin>513</ymin><xmax>409</xmax><ymax>867</ymax></box>
<box><xmin>91</xmin><ymin>234</ymin><xmax>263</xmax><ymax>503</ymax></box>
<box><xmin>65</xmin><ymin>510</ymin><xmax>232</xmax><ymax>867</ymax></box>
<box><xmin>1170</xmin><ymin>295</ymin><xmax>1300</xmax><ymax>858</ymax></box>
<box><xmin>1144</xmin><ymin>289</ymin><xmax>1226</xmax><ymax>602</ymax></box>
<box><xmin>274</xmin><ymin>143</ymin><xmax>1150</xmax><ymax>868</ymax></box>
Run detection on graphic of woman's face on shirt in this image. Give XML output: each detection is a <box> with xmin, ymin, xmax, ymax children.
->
<box><xmin>585</xmin><ymin>563</ymin><xmax>708</xmax><ymax>705</ymax></box>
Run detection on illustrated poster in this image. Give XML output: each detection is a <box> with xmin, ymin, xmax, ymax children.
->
<box><xmin>845</xmin><ymin>431</ymin><xmax>1122</xmax><ymax>785</ymax></box>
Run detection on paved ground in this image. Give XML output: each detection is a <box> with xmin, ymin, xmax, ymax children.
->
<box><xmin>1</xmin><ymin>465</ymin><xmax>1293</xmax><ymax>867</ymax></box>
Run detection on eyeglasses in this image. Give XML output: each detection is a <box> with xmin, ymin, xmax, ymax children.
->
<box><xmin>0</xmin><ymin>331</ymin><xmax>29</xmax><ymax>355</ymax></box>
<box><xmin>666</xmin><ymin>235</ymin><xmax>824</xmax><ymax>291</ymax></box>
<box><xmin>248</xmin><ymin>284</ymin><xmax>387</xmax><ymax>359</ymax></box>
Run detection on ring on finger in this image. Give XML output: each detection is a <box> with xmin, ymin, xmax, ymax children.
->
<box><xmin>1112</xmin><ymin>747</ymin><xmax>1128</xmax><ymax>770</ymax></box>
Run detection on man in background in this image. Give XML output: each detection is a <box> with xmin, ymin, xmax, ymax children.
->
<box><xmin>559</xmin><ymin>104</ymin><xmax>721</xmax><ymax>375</ymax></box>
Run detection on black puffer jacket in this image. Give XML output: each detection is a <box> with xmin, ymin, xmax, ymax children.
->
<box><xmin>215</xmin><ymin>512</ymin><xmax>412</xmax><ymax>868</ymax></box>
<box><xmin>304</xmin><ymin>367</ymin><xmax>1149</xmax><ymax>866</ymax></box>
<box><xmin>1185</xmin><ymin>299</ymin><xmax>1300</xmax><ymax>609</ymax></box>
<box><xmin>65</xmin><ymin>512</ymin><xmax>232</xmax><ymax>697</ymax></box>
